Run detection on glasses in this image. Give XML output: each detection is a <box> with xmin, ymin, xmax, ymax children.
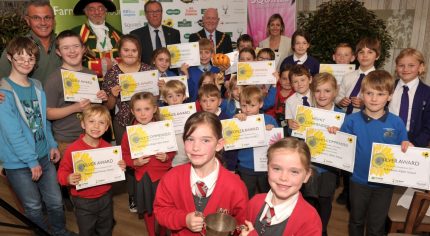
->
<box><xmin>146</xmin><ymin>10</ymin><xmax>162</xmax><ymax>15</ymax></box>
<box><xmin>85</xmin><ymin>7</ymin><xmax>106</xmax><ymax>13</ymax></box>
<box><xmin>258</xmin><ymin>56</ymin><xmax>272</xmax><ymax>61</ymax></box>
<box><xmin>27</xmin><ymin>15</ymin><xmax>54</xmax><ymax>22</ymax></box>
<box><xmin>12</xmin><ymin>57</ymin><xmax>37</xmax><ymax>65</ymax></box>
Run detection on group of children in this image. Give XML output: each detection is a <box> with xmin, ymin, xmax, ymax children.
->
<box><xmin>0</xmin><ymin>25</ymin><xmax>428</xmax><ymax>236</ymax></box>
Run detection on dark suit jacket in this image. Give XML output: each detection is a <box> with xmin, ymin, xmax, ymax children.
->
<box><xmin>130</xmin><ymin>25</ymin><xmax>181</xmax><ymax>65</ymax></box>
<box><xmin>188</xmin><ymin>29</ymin><xmax>233</xmax><ymax>54</ymax></box>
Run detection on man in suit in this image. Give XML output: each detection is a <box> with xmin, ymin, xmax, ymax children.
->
<box><xmin>189</xmin><ymin>8</ymin><xmax>233</xmax><ymax>54</ymax></box>
<box><xmin>130</xmin><ymin>1</ymin><xmax>181</xmax><ymax>65</ymax></box>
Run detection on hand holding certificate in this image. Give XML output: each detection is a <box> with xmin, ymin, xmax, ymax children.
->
<box><xmin>61</xmin><ymin>69</ymin><xmax>102</xmax><ymax>103</ymax></box>
<box><xmin>159</xmin><ymin>103</ymin><xmax>196</xmax><ymax>134</ymax></box>
<box><xmin>221</xmin><ymin>114</ymin><xmax>266</xmax><ymax>151</ymax></box>
<box><xmin>167</xmin><ymin>42</ymin><xmax>200</xmax><ymax>68</ymax></box>
<box><xmin>368</xmin><ymin>143</ymin><xmax>430</xmax><ymax>190</ymax></box>
<box><xmin>237</xmin><ymin>61</ymin><xmax>276</xmax><ymax>85</ymax></box>
<box><xmin>72</xmin><ymin>146</ymin><xmax>125</xmax><ymax>190</ymax></box>
<box><xmin>319</xmin><ymin>64</ymin><xmax>355</xmax><ymax>85</ymax></box>
<box><xmin>126</xmin><ymin>120</ymin><xmax>178</xmax><ymax>158</ymax></box>
<box><xmin>225</xmin><ymin>51</ymin><xmax>239</xmax><ymax>75</ymax></box>
<box><xmin>119</xmin><ymin>70</ymin><xmax>159</xmax><ymax>101</ymax></box>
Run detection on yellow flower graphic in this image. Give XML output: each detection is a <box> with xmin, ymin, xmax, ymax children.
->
<box><xmin>296</xmin><ymin>106</ymin><xmax>314</xmax><ymax>133</ymax></box>
<box><xmin>128</xmin><ymin>126</ymin><xmax>149</xmax><ymax>154</ymax></box>
<box><xmin>73</xmin><ymin>152</ymin><xmax>95</xmax><ymax>182</ymax></box>
<box><xmin>422</xmin><ymin>152</ymin><xmax>429</xmax><ymax>158</ymax></box>
<box><xmin>256</xmin><ymin>117</ymin><xmax>262</xmax><ymax>122</ymax></box>
<box><xmin>306</xmin><ymin>129</ymin><xmax>327</xmax><ymax>157</ymax></box>
<box><xmin>237</xmin><ymin>63</ymin><xmax>253</xmax><ymax>81</ymax></box>
<box><xmin>165</xmin><ymin>122</ymin><xmax>170</xmax><ymax>127</ymax></box>
<box><xmin>222</xmin><ymin>121</ymin><xmax>241</xmax><ymax>145</ymax></box>
<box><xmin>163</xmin><ymin>18</ymin><xmax>174</xmax><ymax>27</ymax></box>
<box><xmin>347</xmin><ymin>137</ymin><xmax>353</xmax><ymax>143</ymax></box>
<box><xmin>168</xmin><ymin>46</ymin><xmax>181</xmax><ymax>65</ymax></box>
<box><xmin>62</xmin><ymin>71</ymin><xmax>80</xmax><ymax>96</ymax></box>
<box><xmin>188</xmin><ymin>105</ymin><xmax>193</xmax><ymax>110</ymax></box>
<box><xmin>113</xmin><ymin>149</ymin><xmax>119</xmax><ymax>155</ymax></box>
<box><xmin>320</xmin><ymin>64</ymin><xmax>334</xmax><ymax>75</ymax></box>
<box><xmin>268</xmin><ymin>62</ymin><xmax>272</xmax><ymax>66</ymax></box>
<box><xmin>335</xmin><ymin>115</ymin><xmax>341</xmax><ymax>120</ymax></box>
<box><xmin>160</xmin><ymin>108</ymin><xmax>173</xmax><ymax>120</ymax></box>
<box><xmin>120</xmin><ymin>74</ymin><xmax>137</xmax><ymax>97</ymax></box>
<box><xmin>370</xmin><ymin>144</ymin><xmax>395</xmax><ymax>177</ymax></box>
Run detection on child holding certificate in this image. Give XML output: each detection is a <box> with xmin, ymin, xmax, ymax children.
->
<box><xmin>58</xmin><ymin>105</ymin><xmax>126</xmax><ymax>236</ymax></box>
<box><xmin>121</xmin><ymin>92</ymin><xmax>175</xmax><ymax>235</ymax></box>
<box><xmin>388</xmin><ymin>48</ymin><xmax>430</xmax><ymax>148</ymax></box>
<box><xmin>334</xmin><ymin>70</ymin><xmax>411</xmax><ymax>236</ymax></box>
<box><xmin>224</xmin><ymin>75</ymin><xmax>242</xmax><ymax>120</ymax></box>
<box><xmin>235</xmin><ymin>86</ymin><xmax>279</xmax><ymax>198</ymax></box>
<box><xmin>240</xmin><ymin>138</ymin><xmax>322</xmax><ymax>236</ymax></box>
<box><xmin>154</xmin><ymin>112</ymin><xmax>248</xmax><ymax>235</ymax></box>
<box><xmin>239</xmin><ymin>47</ymin><xmax>257</xmax><ymax>62</ymax></box>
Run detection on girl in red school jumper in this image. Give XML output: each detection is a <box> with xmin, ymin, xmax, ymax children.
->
<box><xmin>121</xmin><ymin>92</ymin><xmax>175</xmax><ymax>236</ymax></box>
<box><xmin>241</xmin><ymin>137</ymin><xmax>322</xmax><ymax>236</ymax></box>
<box><xmin>154</xmin><ymin>112</ymin><xmax>249</xmax><ymax>235</ymax></box>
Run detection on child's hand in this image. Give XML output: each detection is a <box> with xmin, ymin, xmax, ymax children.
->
<box><xmin>273</xmin><ymin>71</ymin><xmax>280</xmax><ymax>83</ymax></box>
<box><xmin>180</xmin><ymin>63</ymin><xmax>190</xmax><ymax>76</ymax></box>
<box><xmin>74</xmin><ymin>99</ymin><xmax>91</xmax><ymax>112</ymax></box>
<box><xmin>155</xmin><ymin>152</ymin><xmax>168</xmax><ymax>162</ymax></box>
<box><xmin>266</xmin><ymin>124</ymin><xmax>274</xmax><ymax>131</ymax></box>
<box><xmin>68</xmin><ymin>173</ymin><xmax>81</xmax><ymax>186</ymax></box>
<box><xmin>158</xmin><ymin>79</ymin><xmax>166</xmax><ymax>89</ymax></box>
<box><xmin>338</xmin><ymin>97</ymin><xmax>351</xmax><ymax>107</ymax></box>
<box><xmin>287</xmin><ymin>119</ymin><xmax>300</xmax><ymax>130</ymax></box>
<box><xmin>401</xmin><ymin>141</ymin><xmax>414</xmax><ymax>153</ymax></box>
<box><xmin>97</xmin><ymin>90</ymin><xmax>108</xmax><ymax>101</ymax></box>
<box><xmin>50</xmin><ymin>148</ymin><xmax>61</xmax><ymax>164</ymax></box>
<box><xmin>133</xmin><ymin>156</ymin><xmax>150</xmax><ymax>167</ymax></box>
<box><xmin>351</xmin><ymin>97</ymin><xmax>362</xmax><ymax>108</ymax></box>
<box><xmin>31</xmin><ymin>165</ymin><xmax>43</xmax><ymax>181</ymax></box>
<box><xmin>186</xmin><ymin>212</ymin><xmax>205</xmax><ymax>232</ymax></box>
<box><xmin>240</xmin><ymin>220</ymin><xmax>254</xmax><ymax>236</ymax></box>
<box><xmin>218</xmin><ymin>63</ymin><xmax>231</xmax><ymax>72</ymax></box>
<box><xmin>234</xmin><ymin>113</ymin><xmax>247</xmax><ymax>121</ymax></box>
<box><xmin>327</xmin><ymin>126</ymin><xmax>340</xmax><ymax>134</ymax></box>
<box><xmin>118</xmin><ymin>159</ymin><xmax>126</xmax><ymax>171</ymax></box>
<box><xmin>111</xmin><ymin>85</ymin><xmax>121</xmax><ymax>98</ymax></box>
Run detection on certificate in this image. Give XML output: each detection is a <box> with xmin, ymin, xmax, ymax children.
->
<box><xmin>319</xmin><ymin>64</ymin><xmax>355</xmax><ymax>85</ymax></box>
<box><xmin>225</xmin><ymin>51</ymin><xmax>239</xmax><ymax>75</ymax></box>
<box><xmin>221</xmin><ymin>114</ymin><xmax>266</xmax><ymax>151</ymax></box>
<box><xmin>159</xmin><ymin>76</ymin><xmax>189</xmax><ymax>99</ymax></box>
<box><xmin>72</xmin><ymin>146</ymin><xmax>125</xmax><ymax>190</ymax></box>
<box><xmin>253</xmin><ymin>128</ymin><xmax>284</xmax><ymax>172</ymax></box>
<box><xmin>237</xmin><ymin>61</ymin><xmax>276</xmax><ymax>85</ymax></box>
<box><xmin>61</xmin><ymin>69</ymin><xmax>101</xmax><ymax>103</ymax></box>
<box><xmin>292</xmin><ymin>105</ymin><xmax>345</xmax><ymax>139</ymax></box>
<box><xmin>159</xmin><ymin>102</ymin><xmax>196</xmax><ymax>134</ymax></box>
<box><xmin>167</xmin><ymin>42</ymin><xmax>200</xmax><ymax>68</ymax></box>
<box><xmin>305</xmin><ymin>128</ymin><xmax>356</xmax><ymax>172</ymax></box>
<box><xmin>119</xmin><ymin>70</ymin><xmax>159</xmax><ymax>101</ymax></box>
<box><xmin>368</xmin><ymin>143</ymin><xmax>430</xmax><ymax>190</ymax></box>
<box><xmin>126</xmin><ymin>120</ymin><xmax>178</xmax><ymax>158</ymax></box>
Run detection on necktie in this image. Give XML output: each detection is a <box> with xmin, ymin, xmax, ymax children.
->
<box><xmin>302</xmin><ymin>96</ymin><xmax>310</xmax><ymax>106</ymax></box>
<box><xmin>209</xmin><ymin>34</ymin><xmax>214</xmax><ymax>48</ymax></box>
<box><xmin>154</xmin><ymin>29</ymin><xmax>162</xmax><ymax>49</ymax></box>
<box><xmin>264</xmin><ymin>206</ymin><xmax>275</xmax><ymax>225</ymax></box>
<box><xmin>399</xmin><ymin>85</ymin><xmax>409</xmax><ymax>125</ymax></box>
<box><xmin>294</xmin><ymin>60</ymin><xmax>300</xmax><ymax>65</ymax></box>
<box><xmin>195</xmin><ymin>181</ymin><xmax>208</xmax><ymax>198</ymax></box>
<box><xmin>346</xmin><ymin>73</ymin><xmax>366</xmax><ymax>114</ymax></box>
<box><xmin>160</xmin><ymin>72</ymin><xmax>167</xmax><ymax>77</ymax></box>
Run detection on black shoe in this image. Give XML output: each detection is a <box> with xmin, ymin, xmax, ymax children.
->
<box><xmin>129</xmin><ymin>196</ymin><xmax>137</xmax><ymax>213</ymax></box>
<box><xmin>336</xmin><ymin>192</ymin><xmax>348</xmax><ymax>205</ymax></box>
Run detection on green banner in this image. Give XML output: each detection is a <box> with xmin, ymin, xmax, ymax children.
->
<box><xmin>50</xmin><ymin>0</ymin><xmax>122</xmax><ymax>34</ymax></box>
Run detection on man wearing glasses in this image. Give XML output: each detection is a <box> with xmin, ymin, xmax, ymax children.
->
<box><xmin>130</xmin><ymin>1</ymin><xmax>181</xmax><ymax>65</ymax></box>
<box><xmin>0</xmin><ymin>0</ymin><xmax>61</xmax><ymax>85</ymax></box>
<box><xmin>72</xmin><ymin>0</ymin><xmax>122</xmax><ymax>78</ymax></box>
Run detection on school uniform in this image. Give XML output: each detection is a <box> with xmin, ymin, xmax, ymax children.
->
<box><xmin>285</xmin><ymin>90</ymin><xmax>313</xmax><ymax>120</ymax></box>
<box><xmin>280</xmin><ymin>53</ymin><xmax>320</xmax><ymax>76</ymax></box>
<box><xmin>187</xmin><ymin>65</ymin><xmax>220</xmax><ymax>102</ymax></box>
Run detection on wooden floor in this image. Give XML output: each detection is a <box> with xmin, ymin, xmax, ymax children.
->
<box><xmin>0</xmin><ymin>177</ymin><xmax>349</xmax><ymax>236</ymax></box>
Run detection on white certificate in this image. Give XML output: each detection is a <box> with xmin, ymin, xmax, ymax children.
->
<box><xmin>61</xmin><ymin>69</ymin><xmax>101</xmax><ymax>103</ymax></box>
<box><xmin>119</xmin><ymin>70</ymin><xmax>159</xmax><ymax>101</ymax></box>
<box><xmin>292</xmin><ymin>105</ymin><xmax>345</xmax><ymax>139</ymax></box>
<box><xmin>126</xmin><ymin>120</ymin><xmax>178</xmax><ymax>158</ymax></box>
<box><xmin>225</xmin><ymin>51</ymin><xmax>239</xmax><ymax>75</ymax></box>
<box><xmin>237</xmin><ymin>61</ymin><xmax>276</xmax><ymax>85</ymax></box>
<box><xmin>368</xmin><ymin>143</ymin><xmax>430</xmax><ymax>190</ymax></box>
<box><xmin>167</xmin><ymin>42</ymin><xmax>200</xmax><ymax>68</ymax></box>
<box><xmin>319</xmin><ymin>64</ymin><xmax>355</xmax><ymax>85</ymax></box>
<box><xmin>159</xmin><ymin>75</ymin><xmax>189</xmax><ymax>99</ymax></box>
<box><xmin>221</xmin><ymin>114</ymin><xmax>266</xmax><ymax>151</ymax></box>
<box><xmin>305</xmin><ymin>128</ymin><xmax>356</xmax><ymax>172</ymax></box>
<box><xmin>159</xmin><ymin>102</ymin><xmax>196</xmax><ymax>134</ymax></box>
<box><xmin>253</xmin><ymin>128</ymin><xmax>284</xmax><ymax>172</ymax></box>
<box><xmin>72</xmin><ymin>146</ymin><xmax>125</xmax><ymax>190</ymax></box>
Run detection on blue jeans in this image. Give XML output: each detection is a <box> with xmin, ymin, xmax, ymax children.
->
<box><xmin>5</xmin><ymin>156</ymin><xmax>67</xmax><ymax>235</ymax></box>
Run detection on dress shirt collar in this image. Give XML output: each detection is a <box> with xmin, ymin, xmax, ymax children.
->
<box><xmin>260</xmin><ymin>190</ymin><xmax>299</xmax><ymax>225</ymax></box>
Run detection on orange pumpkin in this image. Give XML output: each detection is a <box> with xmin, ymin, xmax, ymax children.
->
<box><xmin>212</xmin><ymin>53</ymin><xmax>230</xmax><ymax>67</ymax></box>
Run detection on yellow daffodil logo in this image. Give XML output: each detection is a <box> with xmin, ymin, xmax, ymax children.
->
<box><xmin>163</xmin><ymin>18</ymin><xmax>174</xmax><ymax>27</ymax></box>
<box><xmin>268</xmin><ymin>62</ymin><xmax>272</xmax><ymax>66</ymax></box>
<box><xmin>347</xmin><ymin>137</ymin><xmax>353</xmax><ymax>143</ymax></box>
<box><xmin>160</xmin><ymin>108</ymin><xmax>173</xmax><ymax>120</ymax></box>
<box><xmin>306</xmin><ymin>129</ymin><xmax>327</xmax><ymax>157</ymax></box>
<box><xmin>62</xmin><ymin>71</ymin><xmax>80</xmax><ymax>96</ymax></box>
<box><xmin>188</xmin><ymin>105</ymin><xmax>194</xmax><ymax>110</ymax></box>
<box><xmin>152</xmin><ymin>72</ymin><xmax>156</xmax><ymax>77</ymax></box>
<box><xmin>180</xmin><ymin>77</ymin><xmax>186</xmax><ymax>81</ymax></box>
<box><xmin>165</xmin><ymin>122</ymin><xmax>170</xmax><ymax>127</ymax></box>
<box><xmin>113</xmin><ymin>149</ymin><xmax>119</xmax><ymax>155</ymax></box>
<box><xmin>256</xmin><ymin>117</ymin><xmax>262</xmax><ymax>122</ymax></box>
<box><xmin>296</xmin><ymin>106</ymin><xmax>314</xmax><ymax>133</ymax></box>
<box><xmin>128</xmin><ymin>126</ymin><xmax>149</xmax><ymax>154</ymax></box>
<box><xmin>73</xmin><ymin>152</ymin><xmax>95</xmax><ymax>182</ymax></box>
<box><xmin>320</xmin><ymin>64</ymin><xmax>334</xmax><ymax>75</ymax></box>
<box><xmin>222</xmin><ymin>121</ymin><xmax>240</xmax><ymax>145</ymax></box>
<box><xmin>370</xmin><ymin>144</ymin><xmax>395</xmax><ymax>177</ymax></box>
<box><xmin>238</xmin><ymin>63</ymin><xmax>253</xmax><ymax>81</ymax></box>
<box><xmin>92</xmin><ymin>77</ymin><xmax>96</xmax><ymax>81</ymax></box>
<box><xmin>168</xmin><ymin>45</ymin><xmax>181</xmax><ymax>65</ymax></box>
<box><xmin>120</xmin><ymin>75</ymin><xmax>137</xmax><ymax>97</ymax></box>
<box><xmin>335</xmin><ymin>115</ymin><xmax>341</xmax><ymax>120</ymax></box>
<box><xmin>422</xmin><ymin>152</ymin><xmax>429</xmax><ymax>158</ymax></box>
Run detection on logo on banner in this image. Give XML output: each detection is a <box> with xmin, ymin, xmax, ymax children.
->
<box><xmin>185</xmin><ymin>7</ymin><xmax>198</xmax><ymax>16</ymax></box>
<box><xmin>180</xmin><ymin>0</ymin><xmax>193</xmax><ymax>3</ymax></box>
<box><xmin>122</xmin><ymin>0</ymin><xmax>139</xmax><ymax>3</ymax></box>
<box><xmin>163</xmin><ymin>18</ymin><xmax>175</xmax><ymax>28</ymax></box>
<box><xmin>201</xmin><ymin>9</ymin><xmax>207</xmax><ymax>15</ymax></box>
<box><xmin>184</xmin><ymin>33</ymin><xmax>191</xmax><ymax>39</ymax></box>
<box><xmin>160</xmin><ymin>0</ymin><xmax>173</xmax><ymax>2</ymax></box>
<box><xmin>122</xmin><ymin>10</ymin><xmax>136</xmax><ymax>17</ymax></box>
<box><xmin>178</xmin><ymin>19</ymin><xmax>192</xmax><ymax>27</ymax></box>
<box><xmin>166</xmin><ymin>9</ymin><xmax>181</xmax><ymax>15</ymax></box>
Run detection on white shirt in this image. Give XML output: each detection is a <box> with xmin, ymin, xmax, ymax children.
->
<box><xmin>88</xmin><ymin>20</ymin><xmax>113</xmax><ymax>52</ymax></box>
<box><xmin>293</xmin><ymin>53</ymin><xmax>308</xmax><ymax>65</ymax></box>
<box><xmin>148</xmin><ymin>24</ymin><xmax>166</xmax><ymax>49</ymax></box>
<box><xmin>190</xmin><ymin>159</ymin><xmax>220</xmax><ymax>197</ymax></box>
<box><xmin>389</xmin><ymin>77</ymin><xmax>419</xmax><ymax>131</ymax></box>
<box><xmin>259</xmin><ymin>190</ymin><xmax>299</xmax><ymax>225</ymax></box>
<box><xmin>285</xmin><ymin>90</ymin><xmax>312</xmax><ymax>119</ymax></box>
